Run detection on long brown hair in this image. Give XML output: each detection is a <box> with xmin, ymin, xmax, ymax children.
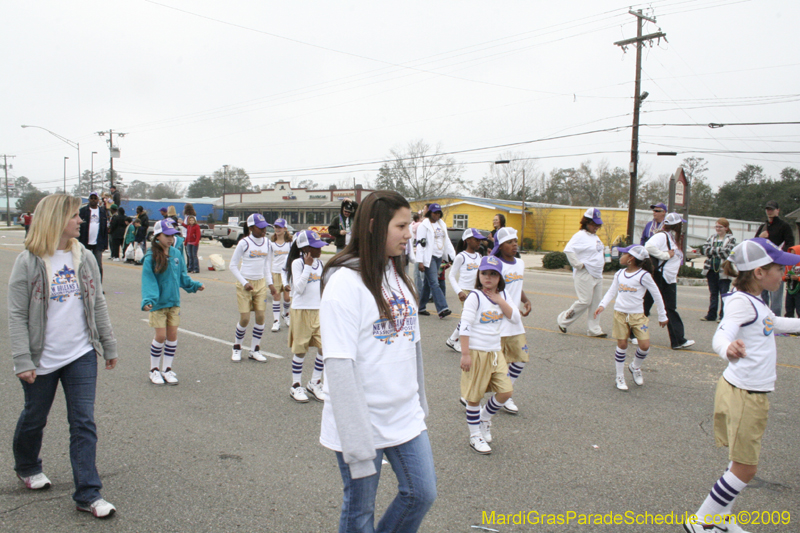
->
<box><xmin>322</xmin><ymin>190</ymin><xmax>416</xmax><ymax>319</ymax></box>
<box><xmin>660</xmin><ymin>223</ymin><xmax>684</xmax><ymax>248</ymax></box>
<box><xmin>151</xmin><ymin>236</ymin><xmax>170</xmax><ymax>274</ymax></box>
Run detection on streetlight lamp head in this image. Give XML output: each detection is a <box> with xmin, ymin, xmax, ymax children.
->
<box><xmin>21</xmin><ymin>125</ymin><xmax>29</xmax><ymax>128</ymax></box>
<box><xmin>495</xmin><ymin>160</ymin><xmax>510</xmax><ymax>165</ymax></box>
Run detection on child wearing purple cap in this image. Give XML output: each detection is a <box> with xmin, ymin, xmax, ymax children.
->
<box><xmin>445</xmin><ymin>229</ymin><xmax>488</xmax><ymax>353</ymax></box>
<box><xmin>459</xmin><ymin>255</ymin><xmax>520</xmax><ymax>454</ymax></box>
<box><xmin>683</xmin><ymin>238</ymin><xmax>800</xmax><ymax>533</ymax></box>
<box><xmin>284</xmin><ymin>230</ymin><xmax>326</xmax><ymax>402</ymax></box>
<box><xmin>594</xmin><ymin>245</ymin><xmax>667</xmax><ymax>391</ymax></box>
<box><xmin>141</xmin><ymin>220</ymin><xmax>204</xmax><ymax>385</ymax></box>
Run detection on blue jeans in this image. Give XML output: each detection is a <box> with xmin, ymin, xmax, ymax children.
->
<box><xmin>186</xmin><ymin>243</ymin><xmax>199</xmax><ymax>271</ymax></box>
<box><xmin>14</xmin><ymin>350</ymin><xmax>103</xmax><ymax>505</ymax></box>
<box><xmin>762</xmin><ymin>282</ymin><xmax>784</xmax><ymax>316</ymax></box>
<box><xmin>418</xmin><ymin>256</ymin><xmax>448</xmax><ymax>313</ymax></box>
<box><xmin>335</xmin><ymin>431</ymin><xmax>437</xmax><ymax>533</ymax></box>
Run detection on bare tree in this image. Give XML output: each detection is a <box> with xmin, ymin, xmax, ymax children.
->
<box><xmin>375</xmin><ymin>140</ymin><xmax>466</xmax><ymax>199</ymax></box>
<box><xmin>597</xmin><ymin>211</ymin><xmax>626</xmax><ymax>247</ymax></box>
<box><xmin>528</xmin><ymin>205</ymin><xmax>553</xmax><ymax>251</ymax></box>
<box><xmin>471</xmin><ymin>152</ymin><xmax>544</xmax><ymax>200</ymax></box>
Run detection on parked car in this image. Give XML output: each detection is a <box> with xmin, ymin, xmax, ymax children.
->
<box><xmin>446</xmin><ymin>227</ymin><xmax>491</xmax><ymax>255</ymax></box>
<box><xmin>198</xmin><ymin>223</ymin><xmax>214</xmax><ymax>240</ymax></box>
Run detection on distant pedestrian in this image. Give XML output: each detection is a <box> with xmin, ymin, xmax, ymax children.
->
<box><xmin>109</xmin><ymin>185</ymin><xmax>121</xmax><ymax>208</ymax></box>
<box><xmin>701</xmin><ymin>218</ymin><xmax>736</xmax><ymax>321</ymax></box>
<box><xmin>328</xmin><ymin>198</ymin><xmax>356</xmax><ymax>253</ymax></box>
<box><xmin>141</xmin><ymin>220</ymin><xmax>204</xmax><ymax>385</ymax></box>
<box><xmin>8</xmin><ymin>194</ymin><xmax>118</xmax><ymax>518</ymax></box>
<box><xmin>640</xmin><ymin>202</ymin><xmax>667</xmax><ymax>245</ymax></box>
<box><xmin>109</xmin><ymin>207</ymin><xmax>127</xmax><ymax>262</ymax></box>
<box><xmin>135</xmin><ymin>206</ymin><xmax>149</xmax><ymax>253</ymax></box>
<box><xmin>184</xmin><ymin>216</ymin><xmax>201</xmax><ymax>273</ymax></box>
<box><xmin>268</xmin><ymin>218</ymin><xmax>292</xmax><ymax>331</ymax></box>
<box><xmin>755</xmin><ymin>200</ymin><xmax>794</xmax><ymax>315</ymax></box>
<box><xmin>416</xmin><ymin>203</ymin><xmax>455</xmax><ymax>318</ymax></box>
<box><xmin>122</xmin><ymin>217</ymin><xmax>136</xmax><ymax>261</ymax></box>
<box><xmin>78</xmin><ymin>192</ymin><xmax>108</xmax><ymax>282</ymax></box>
<box><xmin>21</xmin><ymin>212</ymin><xmax>32</xmax><ymax>236</ymax></box>
<box><xmin>782</xmin><ymin>245</ymin><xmax>800</xmax><ymax>318</ymax></box>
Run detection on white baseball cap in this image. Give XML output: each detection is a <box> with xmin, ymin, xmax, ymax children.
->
<box><xmin>729</xmin><ymin>238</ymin><xmax>800</xmax><ymax>271</ymax></box>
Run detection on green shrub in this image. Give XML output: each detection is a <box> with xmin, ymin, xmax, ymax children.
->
<box><xmin>679</xmin><ymin>264</ymin><xmax>704</xmax><ymax>278</ymax></box>
<box><xmin>542</xmin><ymin>251</ymin><xmax>569</xmax><ymax>269</ymax></box>
<box><xmin>603</xmin><ymin>258</ymin><xmax>621</xmax><ymax>272</ymax></box>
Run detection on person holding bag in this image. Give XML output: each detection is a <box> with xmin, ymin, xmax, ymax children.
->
<box><xmin>701</xmin><ymin>218</ymin><xmax>736</xmax><ymax>322</ymax></box>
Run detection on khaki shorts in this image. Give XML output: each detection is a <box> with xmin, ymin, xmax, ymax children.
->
<box><xmin>149</xmin><ymin>306</ymin><xmax>180</xmax><ymax>328</ymax></box>
<box><xmin>272</xmin><ymin>273</ymin><xmax>284</xmax><ymax>293</ymax></box>
<box><xmin>288</xmin><ymin>308</ymin><xmax>322</xmax><ymax>354</ymax></box>
<box><xmin>713</xmin><ymin>377</ymin><xmax>770</xmax><ymax>466</ymax></box>
<box><xmin>236</xmin><ymin>278</ymin><xmax>267</xmax><ymax>313</ymax></box>
<box><xmin>461</xmin><ymin>349</ymin><xmax>513</xmax><ymax>403</ymax></box>
<box><xmin>612</xmin><ymin>311</ymin><xmax>650</xmax><ymax>341</ymax></box>
<box><xmin>501</xmin><ymin>333</ymin><xmax>529</xmax><ymax>363</ymax></box>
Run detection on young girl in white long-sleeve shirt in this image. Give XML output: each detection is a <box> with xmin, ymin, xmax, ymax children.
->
<box><xmin>683</xmin><ymin>238</ymin><xmax>800</xmax><ymax>533</ymax></box>
<box><xmin>595</xmin><ymin>245</ymin><xmax>667</xmax><ymax>391</ymax></box>
<box><xmin>445</xmin><ymin>229</ymin><xmax>487</xmax><ymax>353</ymax></box>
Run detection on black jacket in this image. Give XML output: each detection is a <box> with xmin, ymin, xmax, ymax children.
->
<box><xmin>79</xmin><ymin>204</ymin><xmax>108</xmax><ymax>250</ymax></box>
<box><xmin>755</xmin><ymin>215</ymin><xmax>794</xmax><ymax>251</ymax></box>
<box><xmin>109</xmin><ymin>214</ymin><xmax>127</xmax><ymax>240</ymax></box>
<box><xmin>328</xmin><ymin>214</ymin><xmax>352</xmax><ymax>249</ymax></box>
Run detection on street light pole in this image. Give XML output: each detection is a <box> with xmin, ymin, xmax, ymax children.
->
<box><xmin>21</xmin><ymin>125</ymin><xmax>80</xmax><ymax>190</ymax></box>
<box><xmin>91</xmin><ymin>152</ymin><xmax>97</xmax><ymax>192</ymax></box>
<box><xmin>222</xmin><ymin>165</ymin><xmax>229</xmax><ymax>224</ymax></box>
<box><xmin>63</xmin><ymin>157</ymin><xmax>69</xmax><ymax>193</ymax></box>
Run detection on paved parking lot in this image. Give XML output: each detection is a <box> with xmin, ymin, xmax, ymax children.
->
<box><xmin>0</xmin><ymin>229</ymin><xmax>798</xmax><ymax>532</ymax></box>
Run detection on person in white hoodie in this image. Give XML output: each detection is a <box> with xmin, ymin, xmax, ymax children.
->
<box><xmin>557</xmin><ymin>208</ymin><xmax>607</xmax><ymax>337</ymax></box>
<box><xmin>415</xmin><ymin>203</ymin><xmax>455</xmax><ymax>319</ymax></box>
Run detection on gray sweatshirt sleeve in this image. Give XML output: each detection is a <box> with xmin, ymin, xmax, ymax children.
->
<box><xmin>8</xmin><ymin>253</ymin><xmax>35</xmax><ymax>374</ymax></box>
<box><xmin>326</xmin><ymin>358</ymin><xmax>377</xmax><ymax>479</ymax></box>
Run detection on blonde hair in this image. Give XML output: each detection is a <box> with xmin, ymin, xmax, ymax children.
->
<box><xmin>167</xmin><ymin>205</ymin><xmax>178</xmax><ymax>217</ymax></box>
<box><xmin>25</xmin><ymin>194</ymin><xmax>81</xmax><ymax>257</ymax></box>
<box><xmin>187</xmin><ymin>215</ymin><xmax>196</xmax><ymax>224</ymax></box>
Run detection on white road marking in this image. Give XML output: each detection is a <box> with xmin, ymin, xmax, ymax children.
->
<box><xmin>140</xmin><ymin>319</ymin><xmax>283</xmax><ymax>359</ymax></box>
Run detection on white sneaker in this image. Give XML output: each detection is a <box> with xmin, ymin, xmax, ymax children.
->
<box><xmin>674</xmin><ymin>339</ymin><xmax>696</xmax><ymax>350</ymax></box>
<box><xmin>149</xmin><ymin>369</ymin><xmax>165</xmax><ymax>385</ymax></box>
<box><xmin>271</xmin><ymin>320</ymin><xmax>280</xmax><ymax>332</ymax></box>
<box><xmin>76</xmin><ymin>498</ymin><xmax>116</xmax><ymax>519</ymax></box>
<box><xmin>306</xmin><ymin>380</ymin><xmax>324</xmax><ymax>402</ymax></box>
<box><xmin>459</xmin><ymin>397</ymin><xmax>467</xmax><ymax>407</ymax></box>
<box><xmin>17</xmin><ymin>472</ymin><xmax>51</xmax><ymax>490</ymax></box>
<box><xmin>630</xmin><ymin>337</ymin><xmax>639</xmax><ymax>345</ymax></box>
<box><xmin>231</xmin><ymin>344</ymin><xmax>242</xmax><ymax>362</ymax></box>
<box><xmin>479</xmin><ymin>419</ymin><xmax>493</xmax><ymax>443</ymax></box>
<box><xmin>248</xmin><ymin>347</ymin><xmax>267</xmax><ymax>363</ymax></box>
<box><xmin>683</xmin><ymin>518</ymin><xmax>751</xmax><ymax>533</ymax></box>
<box><xmin>628</xmin><ymin>364</ymin><xmax>643</xmax><ymax>386</ymax></box>
<box><xmin>283</xmin><ymin>313</ymin><xmax>291</xmax><ymax>326</ymax></box>
<box><xmin>161</xmin><ymin>369</ymin><xmax>178</xmax><ymax>385</ymax></box>
<box><xmin>445</xmin><ymin>338</ymin><xmax>458</xmax><ymax>352</ymax></box>
<box><xmin>289</xmin><ymin>384</ymin><xmax>309</xmax><ymax>403</ymax></box>
<box><xmin>502</xmin><ymin>397</ymin><xmax>519</xmax><ymax>415</ymax></box>
<box><xmin>469</xmin><ymin>434</ymin><xmax>492</xmax><ymax>454</ymax></box>
<box><xmin>615</xmin><ymin>375</ymin><xmax>628</xmax><ymax>391</ymax></box>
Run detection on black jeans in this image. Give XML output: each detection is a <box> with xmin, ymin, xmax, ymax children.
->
<box><xmin>785</xmin><ymin>287</ymin><xmax>800</xmax><ymax>317</ymax></box>
<box><xmin>706</xmin><ymin>270</ymin><xmax>731</xmax><ymax>319</ymax></box>
<box><xmin>644</xmin><ymin>271</ymin><xmax>687</xmax><ymax>348</ymax></box>
<box><xmin>109</xmin><ymin>237</ymin><xmax>122</xmax><ymax>259</ymax></box>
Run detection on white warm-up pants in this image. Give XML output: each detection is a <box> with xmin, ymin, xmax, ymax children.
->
<box><xmin>557</xmin><ymin>268</ymin><xmax>604</xmax><ymax>335</ymax></box>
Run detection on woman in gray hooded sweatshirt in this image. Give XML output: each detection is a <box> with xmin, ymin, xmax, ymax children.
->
<box><xmin>8</xmin><ymin>194</ymin><xmax>118</xmax><ymax>519</ymax></box>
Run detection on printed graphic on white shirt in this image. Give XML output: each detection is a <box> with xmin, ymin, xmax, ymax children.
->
<box><xmin>372</xmin><ymin>291</ymin><xmax>417</xmax><ymax>345</ymax></box>
<box><xmin>50</xmin><ymin>264</ymin><xmax>82</xmax><ymax>302</ymax></box>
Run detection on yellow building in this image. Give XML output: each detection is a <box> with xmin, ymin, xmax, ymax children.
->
<box><xmin>410</xmin><ymin>197</ymin><xmax>629</xmax><ymax>251</ymax></box>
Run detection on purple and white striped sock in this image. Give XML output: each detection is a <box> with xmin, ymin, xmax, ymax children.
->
<box><xmin>150</xmin><ymin>340</ymin><xmax>164</xmax><ymax>371</ymax></box>
<box><xmin>695</xmin><ymin>470</ymin><xmax>748</xmax><ymax>524</ymax></box>
<box><xmin>614</xmin><ymin>348</ymin><xmax>627</xmax><ymax>376</ymax></box>
<box><xmin>282</xmin><ymin>301</ymin><xmax>291</xmax><ymax>316</ymax></box>
<box><xmin>631</xmin><ymin>347</ymin><xmax>649</xmax><ymax>369</ymax></box>
<box><xmin>163</xmin><ymin>340</ymin><xmax>177</xmax><ymax>370</ymax></box>
<box><xmin>508</xmin><ymin>362</ymin><xmax>525</xmax><ymax>384</ymax></box>
<box><xmin>466</xmin><ymin>405</ymin><xmax>482</xmax><ymax>436</ymax></box>
<box><xmin>480</xmin><ymin>395</ymin><xmax>505</xmax><ymax>421</ymax></box>
<box><xmin>272</xmin><ymin>302</ymin><xmax>281</xmax><ymax>322</ymax></box>
<box><xmin>251</xmin><ymin>324</ymin><xmax>264</xmax><ymax>351</ymax></box>
<box><xmin>234</xmin><ymin>323</ymin><xmax>247</xmax><ymax>344</ymax></box>
<box><xmin>291</xmin><ymin>354</ymin><xmax>305</xmax><ymax>384</ymax></box>
<box><xmin>449</xmin><ymin>322</ymin><xmax>460</xmax><ymax>342</ymax></box>
<box><xmin>311</xmin><ymin>353</ymin><xmax>324</xmax><ymax>382</ymax></box>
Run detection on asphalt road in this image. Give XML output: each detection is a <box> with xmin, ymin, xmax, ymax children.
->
<box><xmin>0</xmin><ymin>230</ymin><xmax>798</xmax><ymax>533</ymax></box>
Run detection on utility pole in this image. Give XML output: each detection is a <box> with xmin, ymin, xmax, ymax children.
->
<box><xmin>222</xmin><ymin>165</ymin><xmax>228</xmax><ymax>224</ymax></box>
<box><xmin>91</xmin><ymin>151</ymin><xmax>97</xmax><ymax>192</ymax></box>
<box><xmin>2</xmin><ymin>155</ymin><xmax>16</xmax><ymax>226</ymax></box>
<box><xmin>96</xmin><ymin>130</ymin><xmax>127</xmax><ymax>189</ymax></box>
<box><xmin>614</xmin><ymin>10</ymin><xmax>666</xmax><ymax>244</ymax></box>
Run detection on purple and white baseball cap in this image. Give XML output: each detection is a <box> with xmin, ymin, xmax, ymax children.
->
<box><xmin>479</xmin><ymin>255</ymin><xmax>503</xmax><ymax>275</ymax></box>
<box><xmin>729</xmin><ymin>238</ymin><xmax>800</xmax><ymax>271</ymax></box>
<box><xmin>247</xmin><ymin>213</ymin><xmax>270</xmax><ymax>229</ymax></box>
<box><xmin>583</xmin><ymin>207</ymin><xmax>603</xmax><ymax>225</ymax></box>
<box><xmin>153</xmin><ymin>219</ymin><xmax>179</xmax><ymax>237</ymax></box>
<box><xmin>295</xmin><ymin>229</ymin><xmax>326</xmax><ymax>249</ymax></box>
<box><xmin>89</xmin><ymin>191</ymin><xmax>99</xmax><ymax>199</ymax></box>
<box><xmin>428</xmin><ymin>203</ymin><xmax>443</xmax><ymax>214</ymax></box>
<box><xmin>461</xmin><ymin>228</ymin><xmax>488</xmax><ymax>241</ymax></box>
<box><xmin>617</xmin><ymin>245</ymin><xmax>649</xmax><ymax>261</ymax></box>
<box><xmin>273</xmin><ymin>218</ymin><xmax>287</xmax><ymax>228</ymax></box>
<box><xmin>650</xmin><ymin>202</ymin><xmax>667</xmax><ymax>211</ymax></box>
<box><xmin>664</xmin><ymin>212</ymin><xmax>687</xmax><ymax>225</ymax></box>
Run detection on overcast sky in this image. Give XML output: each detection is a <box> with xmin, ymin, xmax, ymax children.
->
<box><xmin>3</xmin><ymin>0</ymin><xmax>799</xmax><ymax>196</ymax></box>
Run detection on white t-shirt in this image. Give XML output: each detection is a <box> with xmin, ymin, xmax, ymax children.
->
<box><xmin>712</xmin><ymin>291</ymin><xmax>800</xmax><ymax>392</ymax></box>
<box><xmin>448</xmin><ymin>251</ymin><xmax>481</xmax><ymax>294</ymax></box>
<box><xmin>599</xmin><ymin>268</ymin><xmax>667</xmax><ymax>322</ymax></box>
<box><xmin>88</xmin><ymin>207</ymin><xmax>100</xmax><ymax>245</ymax></box>
<box><xmin>645</xmin><ymin>232</ymin><xmax>682</xmax><ymax>284</ymax></box>
<box><xmin>39</xmin><ymin>251</ymin><xmax>93</xmax><ymax>375</ymax></box>
<box><xmin>269</xmin><ymin>240</ymin><xmax>291</xmax><ymax>276</ymax></box>
<box><xmin>289</xmin><ymin>257</ymin><xmax>323</xmax><ymax>309</ymax></box>
<box><xmin>498</xmin><ymin>257</ymin><xmax>526</xmax><ymax>337</ymax></box>
<box><xmin>229</xmin><ymin>235</ymin><xmax>272</xmax><ymax>286</ymax></box>
<box><xmin>461</xmin><ymin>289</ymin><xmax>520</xmax><ymax>352</ymax></box>
<box><xmin>319</xmin><ymin>265</ymin><xmax>425</xmax><ymax>452</ymax></box>
<box><xmin>564</xmin><ymin>230</ymin><xmax>604</xmax><ymax>279</ymax></box>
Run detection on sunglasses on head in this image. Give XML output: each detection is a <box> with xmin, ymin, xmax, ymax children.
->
<box><xmin>652</xmin><ymin>209</ymin><xmax>664</xmax><ymax>213</ymax></box>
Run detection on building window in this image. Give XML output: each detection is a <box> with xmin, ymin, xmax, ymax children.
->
<box><xmin>452</xmin><ymin>214</ymin><xmax>468</xmax><ymax>230</ymax></box>
<box><xmin>306</xmin><ymin>211</ymin><xmax>326</xmax><ymax>225</ymax></box>
<box><xmin>282</xmin><ymin>211</ymin><xmax>299</xmax><ymax>225</ymax></box>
